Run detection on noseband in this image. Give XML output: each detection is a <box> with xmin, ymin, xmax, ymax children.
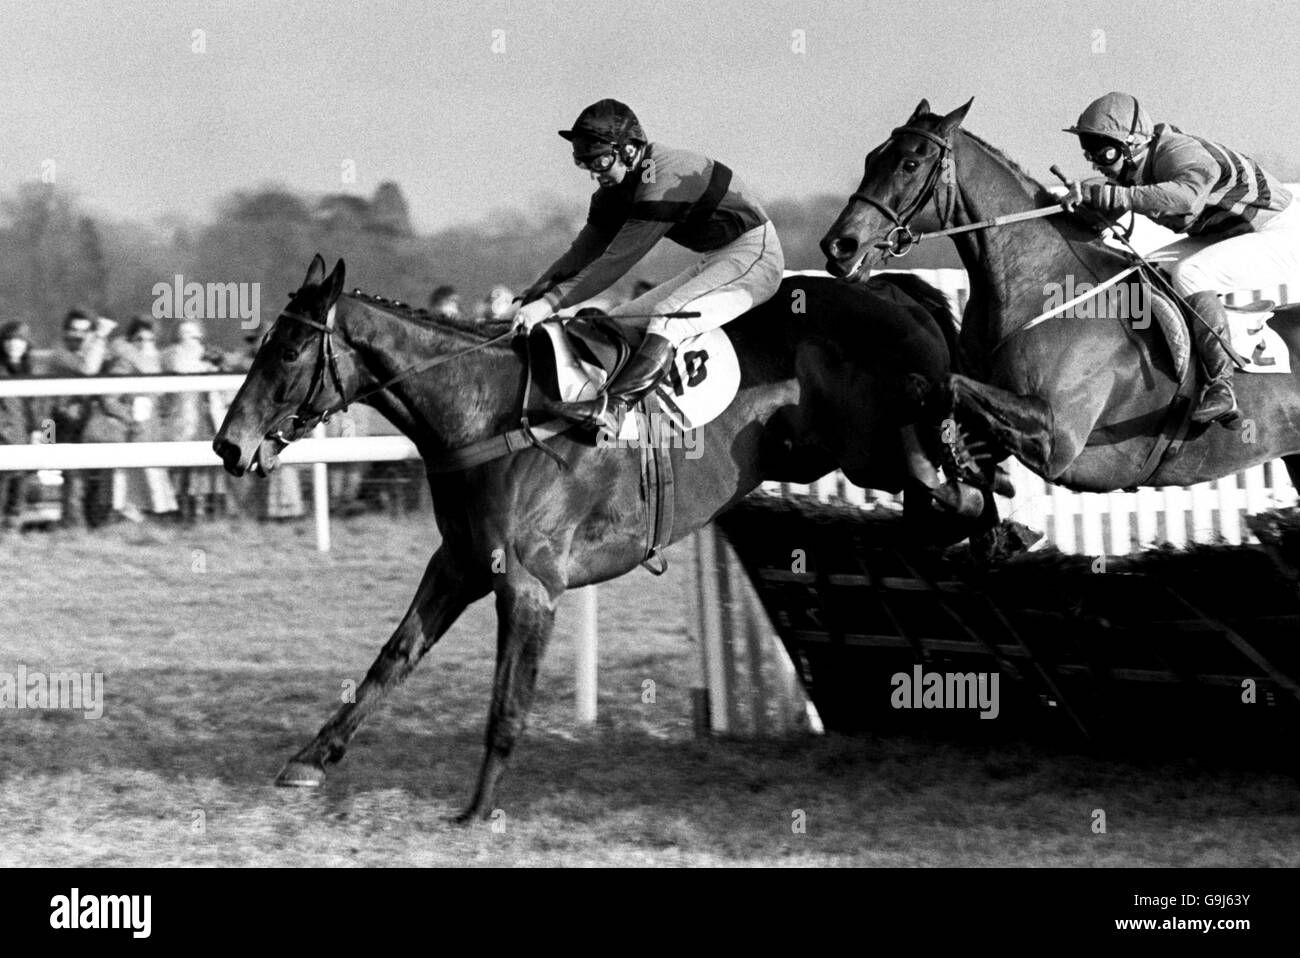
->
<box><xmin>850</xmin><ymin>124</ymin><xmax>957</xmax><ymax>258</ymax></box>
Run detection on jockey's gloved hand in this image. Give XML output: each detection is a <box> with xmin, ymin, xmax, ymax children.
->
<box><xmin>1081</xmin><ymin>180</ymin><xmax>1126</xmax><ymax>214</ymax></box>
<box><xmin>514</xmin><ymin>298</ymin><xmax>554</xmax><ymax>333</ymax></box>
<box><xmin>1059</xmin><ymin>180</ymin><xmax>1084</xmax><ymax>212</ymax></box>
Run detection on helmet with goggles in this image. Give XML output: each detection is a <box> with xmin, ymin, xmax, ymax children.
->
<box><xmin>1064</xmin><ymin>92</ymin><xmax>1152</xmax><ymax>164</ymax></box>
<box><xmin>560</xmin><ymin>99</ymin><xmax>646</xmax><ymax>170</ymax></box>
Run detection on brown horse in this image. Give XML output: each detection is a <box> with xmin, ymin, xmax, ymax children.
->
<box><xmin>820</xmin><ymin>99</ymin><xmax>1300</xmax><ymax>499</ymax></box>
<box><xmin>213</xmin><ymin>254</ymin><xmax>960</xmax><ymax>822</ymax></box>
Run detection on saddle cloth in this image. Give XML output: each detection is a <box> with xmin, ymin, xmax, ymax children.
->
<box><xmin>1142</xmin><ymin>277</ymin><xmax>1288</xmax><ymax>378</ymax></box>
<box><xmin>1225</xmin><ymin>304</ymin><xmax>1290</xmax><ymax>374</ymax></box>
<box><xmin>528</xmin><ymin>315</ymin><xmax>741</xmax><ymax>432</ymax></box>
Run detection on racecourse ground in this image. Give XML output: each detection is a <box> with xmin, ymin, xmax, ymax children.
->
<box><xmin>1</xmin><ymin>513</ymin><xmax>1298</xmax><ymax>866</ymax></box>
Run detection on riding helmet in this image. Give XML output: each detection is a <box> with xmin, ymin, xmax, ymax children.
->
<box><xmin>559</xmin><ymin>99</ymin><xmax>647</xmax><ymax>147</ymax></box>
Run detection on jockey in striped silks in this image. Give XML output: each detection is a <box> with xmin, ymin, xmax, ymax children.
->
<box><xmin>1062</xmin><ymin>91</ymin><xmax>1300</xmax><ymax>429</ymax></box>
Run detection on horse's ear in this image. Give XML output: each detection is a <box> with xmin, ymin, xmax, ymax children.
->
<box><xmin>938</xmin><ymin>98</ymin><xmax>974</xmax><ymax>137</ymax></box>
<box><xmin>303</xmin><ymin>254</ymin><xmax>327</xmax><ymax>289</ymax></box>
<box><xmin>324</xmin><ymin>259</ymin><xmax>346</xmax><ymax>307</ymax></box>
<box><xmin>909</xmin><ymin>98</ymin><xmax>931</xmax><ymax>122</ymax></box>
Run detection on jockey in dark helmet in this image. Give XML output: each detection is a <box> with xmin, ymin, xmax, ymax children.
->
<box><xmin>515</xmin><ymin>99</ymin><xmax>785</xmax><ymax>431</ymax></box>
<box><xmin>1062</xmin><ymin>91</ymin><xmax>1300</xmax><ymax>429</ymax></box>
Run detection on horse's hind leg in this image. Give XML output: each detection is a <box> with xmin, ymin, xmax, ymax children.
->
<box><xmin>951</xmin><ymin>373</ymin><xmax>1058</xmax><ymax>477</ymax></box>
<box><xmin>276</xmin><ymin>547</ymin><xmax>487</xmax><ymax>786</ymax></box>
<box><xmin>455</xmin><ymin>568</ymin><xmax>558</xmax><ymax>824</ymax></box>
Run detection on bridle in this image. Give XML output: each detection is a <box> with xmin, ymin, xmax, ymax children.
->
<box><xmin>269</xmin><ymin>295</ymin><xmax>513</xmax><ymax>446</ymax></box>
<box><xmin>270</xmin><ymin>303</ymin><xmax>350</xmax><ymax>444</ymax></box>
<box><xmin>849</xmin><ymin>122</ymin><xmax>1071</xmax><ymax>260</ymax></box>
<box><xmin>849</xmin><ymin>124</ymin><xmax>958</xmax><ymax>258</ymax></box>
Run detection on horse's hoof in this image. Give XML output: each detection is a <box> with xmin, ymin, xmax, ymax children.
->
<box><xmin>275</xmin><ymin>761</ymin><xmax>326</xmax><ymax>787</ymax></box>
<box><xmin>928</xmin><ymin>480</ymin><xmax>985</xmax><ymax>518</ymax></box>
<box><xmin>448</xmin><ymin>803</ymin><xmax>492</xmax><ymax>826</ymax></box>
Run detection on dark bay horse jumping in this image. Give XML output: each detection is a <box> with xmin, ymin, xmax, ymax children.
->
<box><xmin>214</xmin><ymin>254</ymin><xmax>959</xmax><ymax>822</ymax></box>
<box><xmin>821</xmin><ymin>99</ymin><xmax>1300</xmax><ymax>498</ymax></box>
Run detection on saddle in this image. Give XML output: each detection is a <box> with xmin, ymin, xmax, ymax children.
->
<box><xmin>526</xmin><ymin>312</ymin><xmax>741</xmax><ymax>433</ymax></box>
<box><xmin>527</xmin><ymin>312</ymin><xmax>645</xmax><ymax>407</ymax></box>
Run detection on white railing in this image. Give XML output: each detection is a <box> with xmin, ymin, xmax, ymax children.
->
<box><xmin>0</xmin><ymin>374</ymin><xmax>420</xmax><ymax>554</ymax></box>
<box><xmin>0</xmin><ymin>372</ymin><xmax>245</xmax><ymax>398</ymax></box>
<box><xmin>0</xmin><ymin>436</ymin><xmax>418</xmax><ymax>471</ymax></box>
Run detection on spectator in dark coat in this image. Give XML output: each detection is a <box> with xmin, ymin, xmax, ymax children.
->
<box><xmin>46</xmin><ymin>309</ymin><xmax>128</xmax><ymax>528</ymax></box>
<box><xmin>0</xmin><ymin>321</ymin><xmax>42</xmax><ymax>533</ymax></box>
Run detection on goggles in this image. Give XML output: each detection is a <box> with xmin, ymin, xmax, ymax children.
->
<box><xmin>1079</xmin><ymin>135</ymin><xmax>1124</xmax><ymax>167</ymax></box>
<box><xmin>574</xmin><ymin>150</ymin><xmax>618</xmax><ymax>173</ymax></box>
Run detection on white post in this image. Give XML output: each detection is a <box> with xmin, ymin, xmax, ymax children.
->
<box><xmin>1050</xmin><ymin>483</ymin><xmax>1077</xmax><ymax>553</ymax></box>
<box><xmin>1079</xmin><ymin>493</ymin><xmax>1106</xmax><ymax>557</ymax></box>
<box><xmin>575</xmin><ymin>586</ymin><xmax>598</xmax><ymax>724</ymax></box>
<box><xmin>1162</xmin><ymin>485</ymin><xmax>1189</xmax><ymax>548</ymax></box>
<box><xmin>1135</xmin><ymin>486</ymin><xmax>1160</xmax><ymax>550</ymax></box>
<box><xmin>312</xmin><ymin>424</ymin><xmax>330</xmax><ymax>553</ymax></box>
<box><xmin>1189</xmin><ymin>481</ymin><xmax>1215</xmax><ymax>544</ymax></box>
<box><xmin>1216</xmin><ymin>475</ymin><xmax>1242</xmax><ymax>545</ymax></box>
<box><xmin>1106</xmin><ymin>490</ymin><xmax>1132</xmax><ymax>556</ymax></box>
<box><xmin>695</xmin><ymin>527</ymin><xmax>730</xmax><ymax>734</ymax></box>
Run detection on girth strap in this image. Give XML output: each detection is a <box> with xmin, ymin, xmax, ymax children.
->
<box><xmin>427</xmin><ymin>417</ymin><xmax>573</xmax><ymax>473</ymax></box>
<box><xmin>638</xmin><ymin>400</ymin><xmax>675</xmax><ymax>575</ymax></box>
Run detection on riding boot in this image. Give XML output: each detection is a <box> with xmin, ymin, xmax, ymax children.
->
<box><xmin>559</xmin><ymin>332</ymin><xmax>677</xmax><ymax>434</ymax></box>
<box><xmin>1186</xmin><ymin>291</ymin><xmax>1242</xmax><ymax>429</ymax></box>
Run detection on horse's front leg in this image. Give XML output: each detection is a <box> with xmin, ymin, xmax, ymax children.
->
<box><xmin>455</xmin><ymin>566</ymin><xmax>559</xmax><ymax>824</ymax></box>
<box><xmin>276</xmin><ymin>547</ymin><xmax>487</xmax><ymax>786</ymax></box>
<box><xmin>950</xmin><ymin>373</ymin><xmax>1059</xmax><ymax>477</ymax></box>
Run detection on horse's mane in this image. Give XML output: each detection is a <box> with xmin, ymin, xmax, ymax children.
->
<box><xmin>952</xmin><ymin>124</ymin><xmax>1122</xmax><ymax>252</ymax></box>
<box><xmin>869</xmin><ymin>272</ymin><xmax>965</xmax><ymax>371</ymax></box>
<box><xmin>342</xmin><ymin>289</ymin><xmax>515</xmax><ymax>344</ymax></box>
<box><xmin>957</xmin><ymin>128</ymin><xmax>1058</xmax><ymax>207</ymax></box>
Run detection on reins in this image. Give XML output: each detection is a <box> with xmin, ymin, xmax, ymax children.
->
<box><xmin>273</xmin><ymin>300</ymin><xmax>514</xmax><ymax>441</ymax></box>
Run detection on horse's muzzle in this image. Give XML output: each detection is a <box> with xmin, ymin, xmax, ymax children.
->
<box><xmin>213</xmin><ymin>436</ymin><xmax>250</xmax><ymax>476</ymax></box>
<box><xmin>213</xmin><ymin>435</ymin><xmax>282</xmax><ymax>477</ymax></box>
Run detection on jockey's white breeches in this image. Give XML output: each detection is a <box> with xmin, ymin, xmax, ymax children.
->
<box><xmin>608</xmin><ymin>222</ymin><xmax>785</xmax><ymax>345</ymax></box>
<box><xmin>1169</xmin><ymin>197</ymin><xmax>1300</xmax><ymax>299</ymax></box>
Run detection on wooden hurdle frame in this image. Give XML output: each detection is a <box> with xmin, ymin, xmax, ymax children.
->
<box><xmin>688</xmin><ymin>524</ymin><xmax>819</xmax><ymax>737</ymax></box>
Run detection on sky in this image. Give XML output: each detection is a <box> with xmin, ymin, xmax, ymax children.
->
<box><xmin>2</xmin><ymin>0</ymin><xmax>1298</xmax><ymax>233</ymax></box>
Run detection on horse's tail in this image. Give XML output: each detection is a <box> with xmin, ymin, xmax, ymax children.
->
<box><xmin>870</xmin><ymin>273</ymin><xmax>965</xmax><ymax>374</ymax></box>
